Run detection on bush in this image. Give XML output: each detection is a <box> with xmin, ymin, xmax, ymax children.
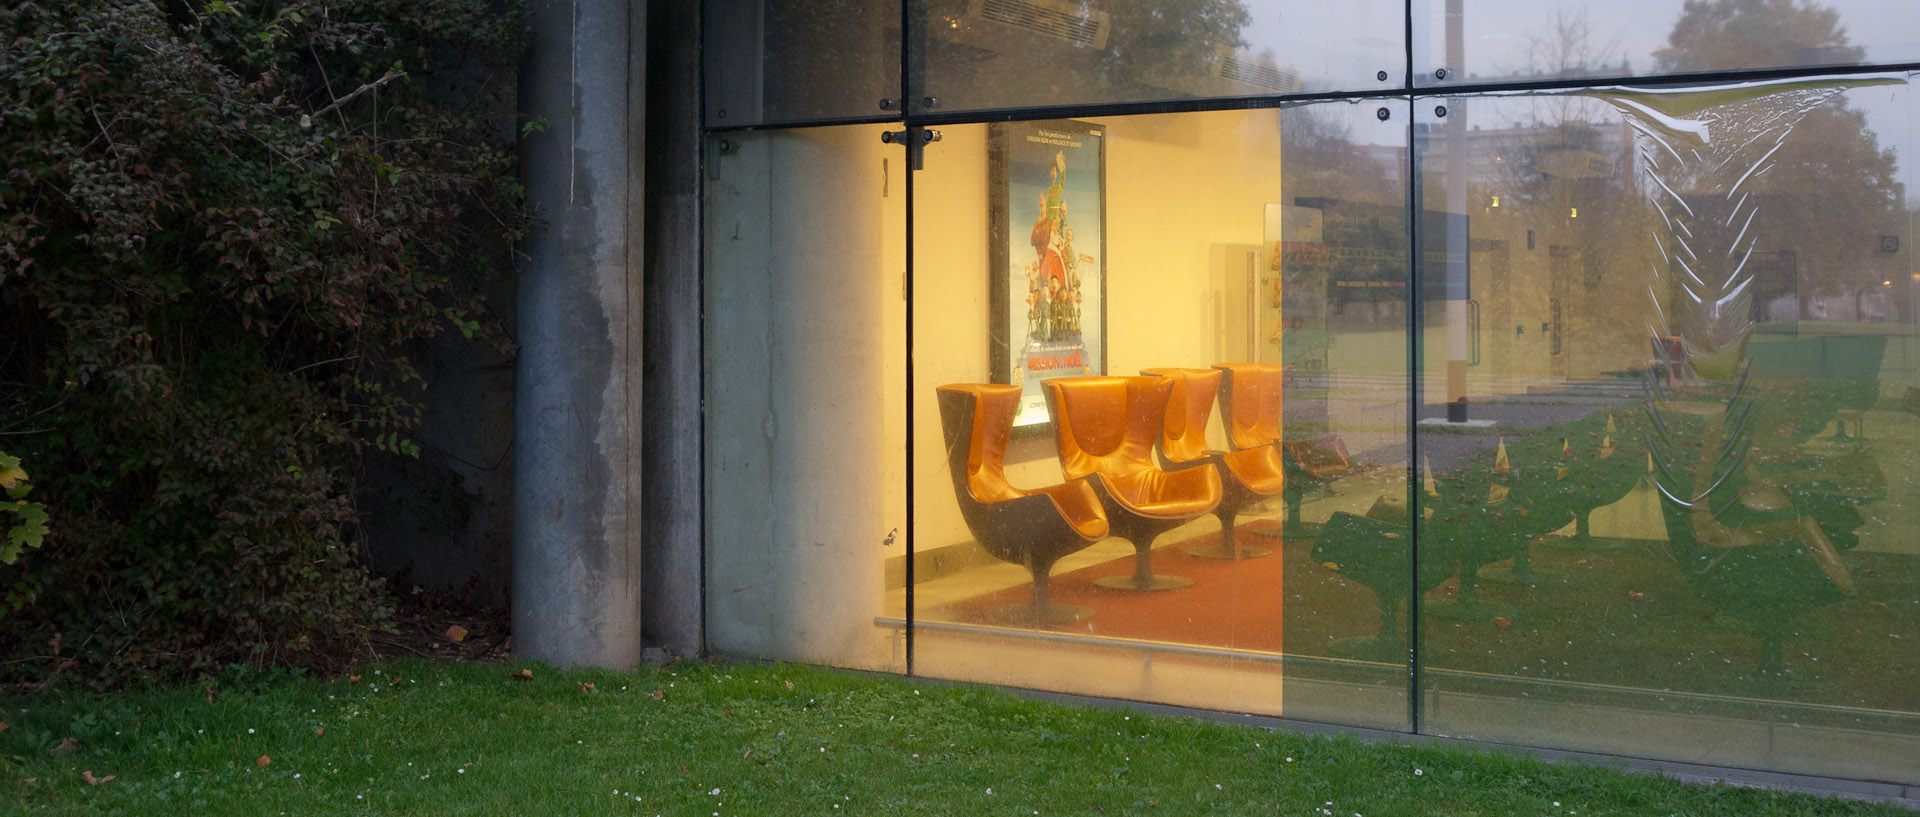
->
<box><xmin>0</xmin><ymin>0</ymin><xmax>525</xmax><ymax>685</ymax></box>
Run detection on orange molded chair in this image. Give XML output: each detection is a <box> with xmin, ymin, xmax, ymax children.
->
<box><xmin>937</xmin><ymin>384</ymin><xmax>1110</xmax><ymax>625</ymax></box>
<box><xmin>1043</xmin><ymin>376</ymin><xmax>1221</xmax><ymax>591</ymax></box>
<box><xmin>1214</xmin><ymin>363</ymin><xmax>1285</xmax><ymax>453</ymax></box>
<box><xmin>1143</xmin><ymin>367</ymin><xmax>1283</xmax><ymax>560</ymax></box>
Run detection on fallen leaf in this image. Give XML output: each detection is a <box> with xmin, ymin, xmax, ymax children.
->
<box><xmin>349</xmin><ymin>675</ymin><xmax>362</xmax><ymax>684</ymax></box>
<box><xmin>1628</xmin><ymin>591</ymin><xmax>1646</xmax><ymax>601</ymax></box>
<box><xmin>1492</xmin><ymin>617</ymin><xmax>1511</xmax><ymax>630</ymax></box>
<box><xmin>82</xmin><ymin>770</ymin><xmax>114</xmax><ymax>785</ymax></box>
<box><xmin>257</xmin><ymin>755</ymin><xmax>271</xmax><ymax>768</ymax></box>
<box><xmin>314</xmin><ymin>727</ymin><xmax>325</xmax><ymax>736</ymax></box>
<box><xmin>783</xmin><ymin>680</ymin><xmax>794</xmax><ymax>691</ymax></box>
<box><xmin>578</xmin><ymin>682</ymin><xmax>596</xmax><ymax>693</ymax></box>
<box><xmin>742</xmin><ymin>749</ymin><xmax>752</xmax><ymax>758</ymax></box>
<box><xmin>48</xmin><ymin>632</ymin><xmax>62</xmax><ymax>653</ymax></box>
<box><xmin>446</xmin><ymin>625</ymin><xmax>469</xmax><ymax>643</ymax></box>
<box><xmin>678</xmin><ymin>764</ymin><xmax>690</xmax><ymax>777</ymax></box>
<box><xmin>0</xmin><ymin>720</ymin><xmax>8</xmax><ymax>733</ymax></box>
<box><xmin>51</xmin><ymin>737</ymin><xmax>77</xmax><ymax>755</ymax></box>
<box><xmin>645</xmin><ymin>689</ymin><xmax>665</xmax><ymax>700</ymax></box>
<box><xmin>509</xmin><ymin>668</ymin><xmax>533</xmax><ymax>681</ymax></box>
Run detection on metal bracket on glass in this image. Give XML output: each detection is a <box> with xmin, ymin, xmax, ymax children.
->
<box><xmin>704</xmin><ymin>136</ymin><xmax>737</xmax><ymax>181</ymax></box>
<box><xmin>880</xmin><ymin>127</ymin><xmax>940</xmax><ymax>171</ymax></box>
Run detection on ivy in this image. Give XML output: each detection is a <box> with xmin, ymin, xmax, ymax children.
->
<box><xmin>0</xmin><ymin>0</ymin><xmax>527</xmax><ymax>685</ymax></box>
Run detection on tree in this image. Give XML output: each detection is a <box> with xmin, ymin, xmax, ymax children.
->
<box><xmin>1652</xmin><ymin>0</ymin><xmax>1901</xmax><ymax>322</ymax></box>
<box><xmin>1654</xmin><ymin>0</ymin><xmax>1862</xmax><ymax>73</ymax></box>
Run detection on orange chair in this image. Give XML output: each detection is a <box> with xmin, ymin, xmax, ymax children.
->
<box><xmin>1044</xmin><ymin>376</ymin><xmax>1221</xmax><ymax>591</ymax></box>
<box><xmin>1214</xmin><ymin>362</ymin><xmax>1347</xmax><ymax>536</ymax></box>
<box><xmin>1142</xmin><ymin>366</ymin><xmax>1284</xmax><ymax>560</ymax></box>
<box><xmin>1213</xmin><ymin>363</ymin><xmax>1285</xmax><ymax>454</ymax></box>
<box><xmin>936</xmin><ymin>384</ymin><xmax>1110</xmax><ymax>625</ymax></box>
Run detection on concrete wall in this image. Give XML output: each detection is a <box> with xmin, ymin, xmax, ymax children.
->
<box><xmin>704</xmin><ymin>125</ymin><xmax>900</xmax><ymax>671</ymax></box>
<box><xmin>641</xmin><ymin>0</ymin><xmax>705</xmax><ymax>658</ymax></box>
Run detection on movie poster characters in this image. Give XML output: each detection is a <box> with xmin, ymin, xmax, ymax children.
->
<box><xmin>990</xmin><ymin>120</ymin><xmax>1106</xmax><ymax>428</ymax></box>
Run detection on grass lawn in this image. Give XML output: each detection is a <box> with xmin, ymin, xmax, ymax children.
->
<box><xmin>0</xmin><ymin>658</ymin><xmax>1909</xmax><ymax>816</ymax></box>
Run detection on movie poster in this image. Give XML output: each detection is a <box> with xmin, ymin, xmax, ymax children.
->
<box><xmin>989</xmin><ymin>119</ymin><xmax>1106</xmax><ymax>429</ymax></box>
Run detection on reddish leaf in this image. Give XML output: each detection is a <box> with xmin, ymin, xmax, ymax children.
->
<box><xmin>446</xmin><ymin>625</ymin><xmax>469</xmax><ymax>643</ymax></box>
<box><xmin>257</xmin><ymin>755</ymin><xmax>270</xmax><ymax>768</ymax></box>
<box><xmin>82</xmin><ymin>770</ymin><xmax>115</xmax><ymax>785</ymax></box>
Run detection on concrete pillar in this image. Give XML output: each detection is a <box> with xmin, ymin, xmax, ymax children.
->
<box><xmin>512</xmin><ymin>0</ymin><xmax>646</xmax><ymax>669</ymax></box>
<box><xmin>641</xmin><ymin>0</ymin><xmax>704</xmax><ymax>657</ymax></box>
<box><xmin>705</xmin><ymin>127</ymin><xmax>889</xmax><ymax>666</ymax></box>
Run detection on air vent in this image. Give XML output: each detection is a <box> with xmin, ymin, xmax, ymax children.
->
<box><xmin>1218</xmin><ymin>52</ymin><xmax>1298</xmax><ymax>93</ymax></box>
<box><xmin>966</xmin><ymin>0</ymin><xmax>1110</xmax><ymax>49</ymax></box>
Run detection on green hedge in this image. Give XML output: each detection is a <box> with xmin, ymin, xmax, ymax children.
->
<box><xmin>0</xmin><ymin>0</ymin><xmax>525</xmax><ymax>685</ymax></box>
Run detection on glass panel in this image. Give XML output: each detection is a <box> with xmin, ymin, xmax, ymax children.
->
<box><xmin>1416</xmin><ymin>0</ymin><xmax>1920</xmax><ymax>89</ymax></box>
<box><xmin>703</xmin><ymin>0</ymin><xmax>902</xmax><ymax>127</ymax></box>
<box><xmin>1414</xmin><ymin>77</ymin><xmax>1920</xmax><ymax>784</ymax></box>
<box><xmin>704</xmin><ymin>123</ymin><xmax>908</xmax><ymax>673</ymax></box>
<box><xmin>909</xmin><ymin>0</ymin><xmax>1405</xmax><ymax>115</ymax></box>
<box><xmin>907</xmin><ymin>102</ymin><xmax>1412</xmax><ymax>729</ymax></box>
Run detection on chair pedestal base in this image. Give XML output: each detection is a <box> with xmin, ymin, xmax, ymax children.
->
<box><xmin>1184</xmin><ymin>543</ymin><xmax>1273</xmax><ymax>560</ymax></box>
<box><xmin>1093</xmin><ymin>573</ymin><xmax>1194</xmax><ymax>591</ymax></box>
<box><xmin>1186</xmin><ymin>514</ymin><xmax>1275</xmax><ymax>560</ymax></box>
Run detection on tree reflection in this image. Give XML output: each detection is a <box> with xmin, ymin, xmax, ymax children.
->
<box><xmin>1654</xmin><ymin>0</ymin><xmax>1864</xmax><ymax>73</ymax></box>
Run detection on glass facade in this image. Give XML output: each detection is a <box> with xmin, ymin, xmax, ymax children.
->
<box><xmin>1414</xmin><ymin>1</ymin><xmax>1920</xmax><ymax>89</ymax></box>
<box><xmin>703</xmin><ymin>0</ymin><xmax>1920</xmax><ymax>787</ymax></box>
<box><xmin>909</xmin><ymin>0</ymin><xmax>1404</xmax><ymax>113</ymax></box>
